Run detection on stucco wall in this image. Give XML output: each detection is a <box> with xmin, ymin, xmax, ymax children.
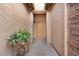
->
<box><xmin>0</xmin><ymin>3</ymin><xmax>33</xmax><ymax>55</ymax></box>
<box><xmin>46</xmin><ymin>3</ymin><xmax>64</xmax><ymax>55</ymax></box>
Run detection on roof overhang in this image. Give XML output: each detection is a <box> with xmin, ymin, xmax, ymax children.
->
<box><xmin>33</xmin><ymin>10</ymin><xmax>46</xmax><ymax>14</ymax></box>
<box><xmin>23</xmin><ymin>3</ymin><xmax>34</xmax><ymax>11</ymax></box>
<box><xmin>45</xmin><ymin>3</ymin><xmax>55</xmax><ymax>11</ymax></box>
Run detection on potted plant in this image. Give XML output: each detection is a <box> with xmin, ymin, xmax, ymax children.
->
<box><xmin>8</xmin><ymin>28</ymin><xmax>31</xmax><ymax>56</ymax></box>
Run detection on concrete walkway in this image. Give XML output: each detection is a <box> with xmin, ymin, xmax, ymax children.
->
<box><xmin>25</xmin><ymin>39</ymin><xmax>58</xmax><ymax>56</ymax></box>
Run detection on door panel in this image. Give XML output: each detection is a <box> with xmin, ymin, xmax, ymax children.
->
<box><xmin>36</xmin><ymin>22</ymin><xmax>45</xmax><ymax>39</ymax></box>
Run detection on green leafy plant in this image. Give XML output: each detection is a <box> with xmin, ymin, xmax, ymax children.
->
<box><xmin>8</xmin><ymin>28</ymin><xmax>31</xmax><ymax>55</ymax></box>
<box><xmin>8</xmin><ymin>29</ymin><xmax>31</xmax><ymax>45</ymax></box>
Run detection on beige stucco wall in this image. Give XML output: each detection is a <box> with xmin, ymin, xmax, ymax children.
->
<box><xmin>46</xmin><ymin>4</ymin><xmax>64</xmax><ymax>55</ymax></box>
<box><xmin>0</xmin><ymin>3</ymin><xmax>33</xmax><ymax>55</ymax></box>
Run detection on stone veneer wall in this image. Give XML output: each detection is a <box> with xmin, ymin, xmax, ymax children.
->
<box><xmin>0</xmin><ymin>3</ymin><xmax>33</xmax><ymax>55</ymax></box>
<box><xmin>67</xmin><ymin>3</ymin><xmax>79</xmax><ymax>56</ymax></box>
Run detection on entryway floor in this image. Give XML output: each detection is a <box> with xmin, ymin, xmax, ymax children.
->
<box><xmin>25</xmin><ymin>39</ymin><xmax>58</xmax><ymax>56</ymax></box>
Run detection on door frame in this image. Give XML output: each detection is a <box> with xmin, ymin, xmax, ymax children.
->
<box><xmin>33</xmin><ymin>11</ymin><xmax>47</xmax><ymax>40</ymax></box>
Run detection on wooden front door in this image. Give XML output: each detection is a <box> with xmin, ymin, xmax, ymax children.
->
<box><xmin>34</xmin><ymin>14</ymin><xmax>46</xmax><ymax>39</ymax></box>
